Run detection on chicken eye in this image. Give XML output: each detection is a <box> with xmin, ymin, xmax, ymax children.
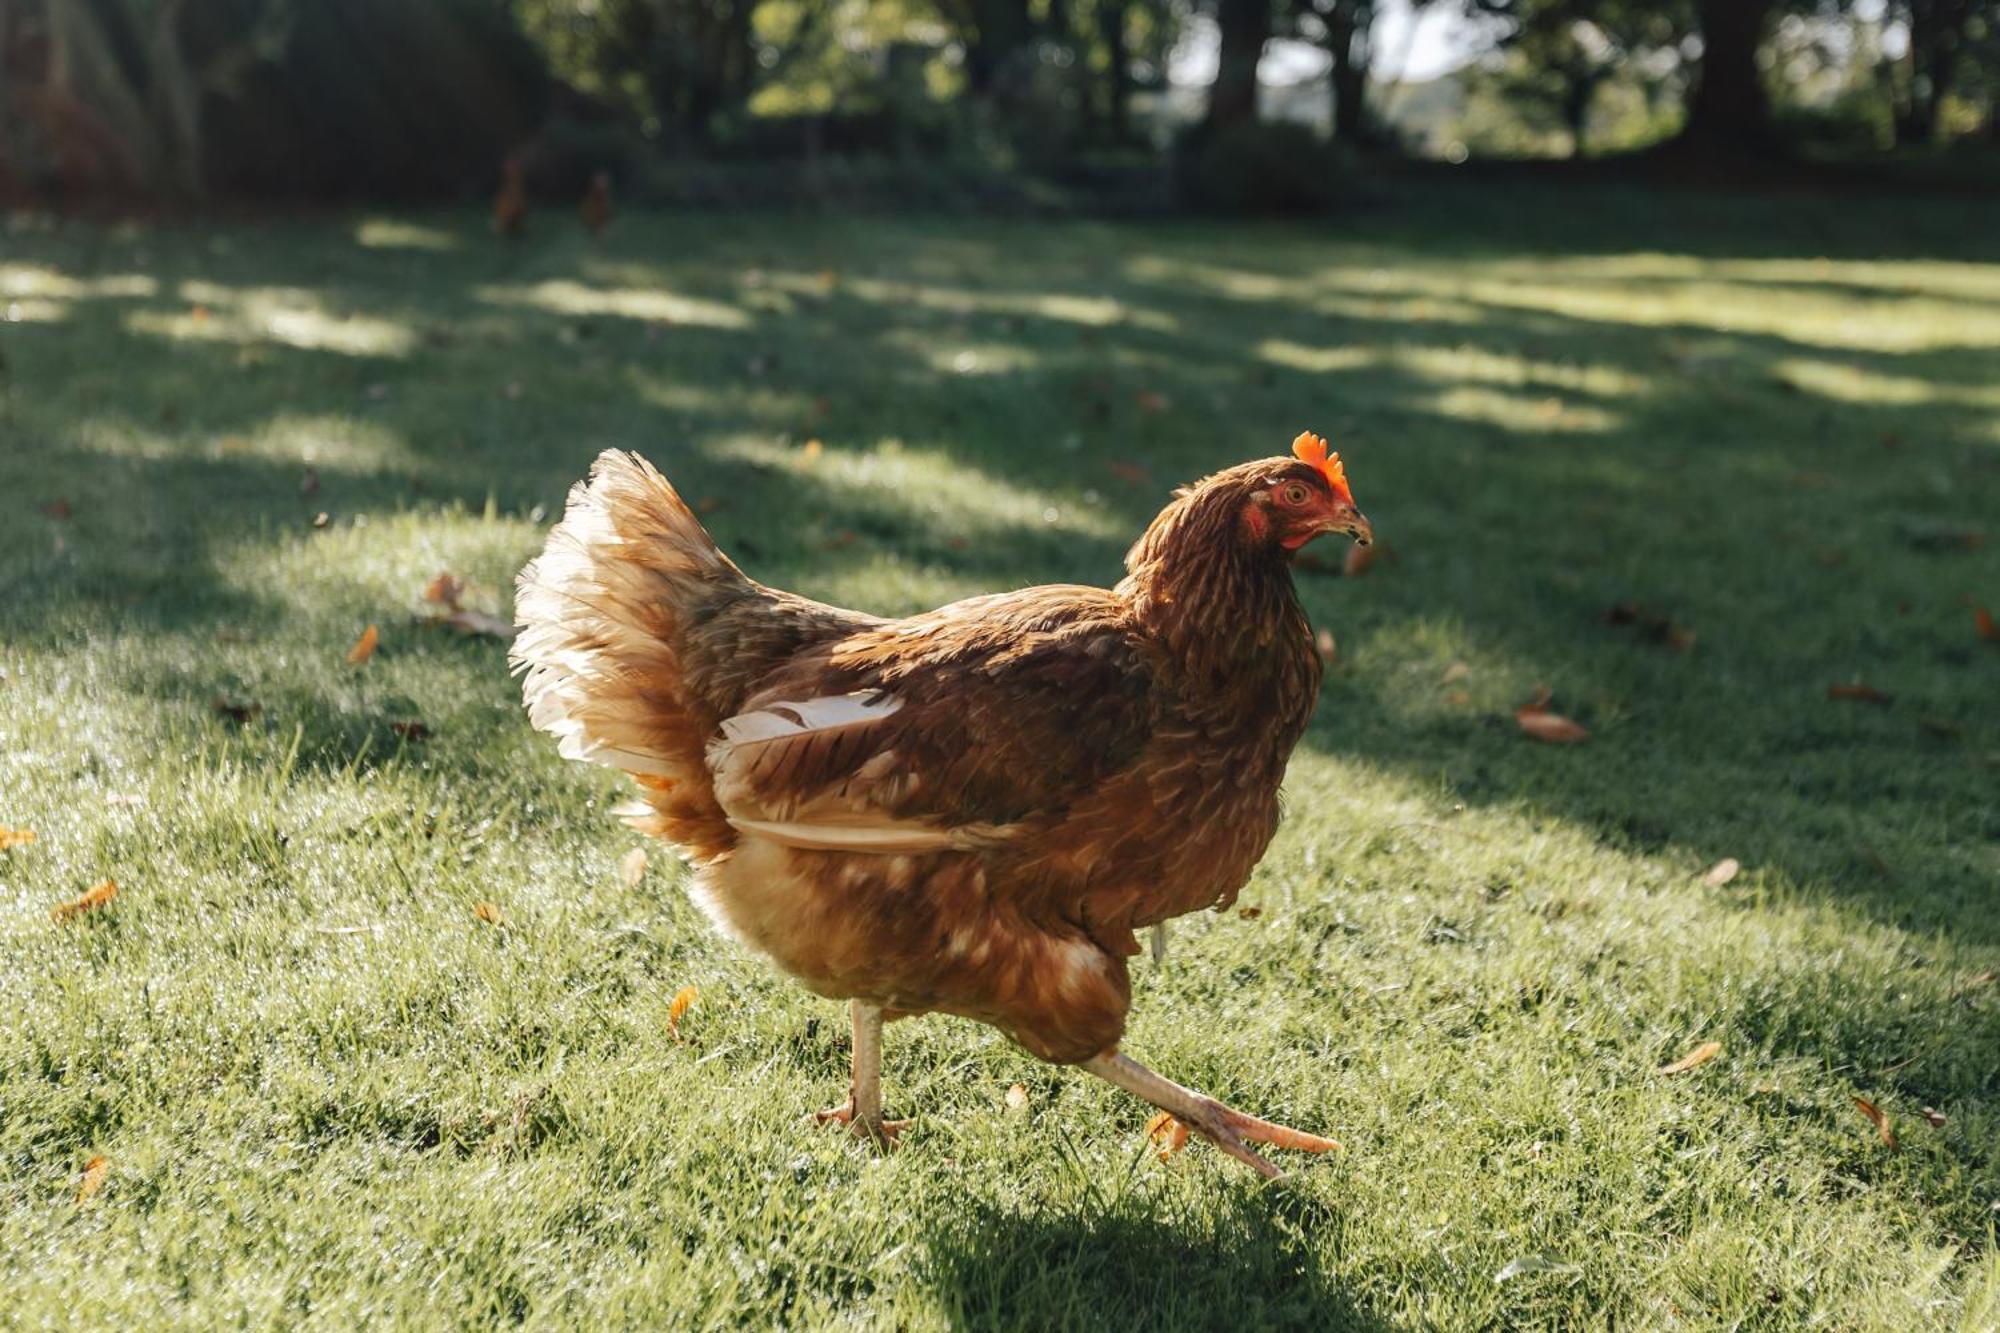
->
<box><xmin>1277</xmin><ymin>482</ymin><xmax>1312</xmax><ymax>507</ymax></box>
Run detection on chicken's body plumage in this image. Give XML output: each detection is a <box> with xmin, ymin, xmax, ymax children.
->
<box><xmin>515</xmin><ymin>446</ymin><xmax>1365</xmax><ymax>1172</ymax></box>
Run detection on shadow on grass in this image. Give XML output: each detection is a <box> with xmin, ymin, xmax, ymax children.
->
<box><xmin>918</xmin><ymin>1191</ymin><xmax>1386</xmax><ymax>1333</ymax></box>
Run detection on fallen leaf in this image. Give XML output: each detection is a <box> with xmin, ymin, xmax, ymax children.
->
<box><xmin>41</xmin><ymin>498</ymin><xmax>72</xmax><ymax>520</ymax></box>
<box><xmin>1976</xmin><ymin>606</ymin><xmax>1998</xmax><ymax>642</ymax></box>
<box><xmin>1343</xmin><ymin>542</ymin><xmax>1380</xmax><ymax>578</ymax></box>
<box><xmin>1827</xmin><ymin>682</ymin><xmax>1892</xmax><ymax>705</ymax></box>
<box><xmin>667</xmin><ymin>984</ymin><xmax>698</xmax><ymax>1041</ymax></box>
<box><xmin>1920</xmin><ymin>1107</ymin><xmax>1947</xmax><ymax>1127</ymax></box>
<box><xmin>1135</xmin><ymin>390</ymin><xmax>1171</xmax><ymax>414</ymax></box>
<box><xmin>441</xmin><ymin>608</ymin><xmax>516</xmax><ymax>641</ymax></box>
<box><xmin>620</xmin><ymin>847</ymin><xmax>648</xmax><ymax>888</ymax></box>
<box><xmin>1704</xmin><ymin>858</ymin><xmax>1741</xmax><ymax>887</ymax></box>
<box><xmin>1441</xmin><ymin>661</ymin><xmax>1470</xmax><ymax>684</ymax></box>
<box><xmin>1519</xmin><ymin>684</ymin><xmax>1553</xmax><ymax>713</ymax></box>
<box><xmin>1238</xmin><ymin>905</ymin><xmax>1263</xmax><ymax>919</ymax></box>
<box><xmin>474</xmin><ymin>902</ymin><xmax>505</xmax><ymax>925</ymax></box>
<box><xmin>0</xmin><ymin>827</ymin><xmax>36</xmax><ymax>851</ymax></box>
<box><xmin>52</xmin><ymin>879</ymin><xmax>117</xmax><ymax>922</ymax></box>
<box><xmin>1516</xmin><ymin>708</ymin><xmax>1589</xmax><ymax>743</ymax></box>
<box><xmin>75</xmin><ymin>1155</ymin><xmax>108</xmax><ymax>1204</ymax></box>
<box><xmin>1005</xmin><ymin>1083</ymin><xmax>1029</xmax><ymax>1111</ymax></box>
<box><xmin>1853</xmin><ymin>1094</ymin><xmax>1897</xmax><ymax>1148</ymax></box>
<box><xmin>190</xmin><ymin>303</ymin><xmax>209</xmax><ymax>327</ymax></box>
<box><xmin>424</xmin><ymin>572</ymin><xmax>466</xmax><ymax>608</ymax></box>
<box><xmin>346</xmin><ymin>624</ymin><xmax>379</xmax><ymax>666</ymax></box>
<box><xmin>1953</xmin><ymin>969</ymin><xmax>1996</xmax><ymax>997</ymax></box>
<box><xmin>1144</xmin><ymin>1110</ymin><xmax>1190</xmax><ymax>1162</ymax></box>
<box><xmin>390</xmin><ymin>720</ymin><xmax>431</xmax><ymax>741</ymax></box>
<box><xmin>1658</xmin><ymin>1040</ymin><xmax>1723</xmax><ymax>1075</ymax></box>
<box><xmin>211</xmin><ymin>698</ymin><xmax>261</xmax><ymax>724</ymax></box>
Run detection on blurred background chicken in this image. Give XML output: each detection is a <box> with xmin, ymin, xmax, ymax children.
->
<box><xmin>513</xmin><ymin>435</ymin><xmax>1371</xmax><ymax>1175</ymax></box>
<box><xmin>493</xmin><ymin>153</ymin><xmax>527</xmax><ymax>238</ymax></box>
<box><xmin>579</xmin><ymin>170</ymin><xmax>612</xmax><ymax>236</ymax></box>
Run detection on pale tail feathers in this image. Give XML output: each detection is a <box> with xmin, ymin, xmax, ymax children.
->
<box><xmin>710</xmin><ymin>691</ymin><xmax>1015</xmax><ymax>855</ymax></box>
<box><xmin>513</xmin><ymin>449</ymin><xmax>741</xmax><ymax>800</ymax></box>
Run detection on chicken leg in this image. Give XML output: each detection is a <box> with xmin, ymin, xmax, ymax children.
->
<box><xmin>1083</xmin><ymin>1049</ymin><xmax>1340</xmax><ymax>1179</ymax></box>
<box><xmin>814</xmin><ymin>1000</ymin><xmax>909</xmax><ymax>1142</ymax></box>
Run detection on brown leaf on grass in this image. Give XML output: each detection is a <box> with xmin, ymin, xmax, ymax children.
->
<box><xmin>1514</xmin><ymin>689</ymin><xmax>1588</xmax><ymax>743</ymax></box>
<box><xmin>1827</xmin><ymin>682</ymin><xmax>1892</xmax><ymax>705</ymax></box>
<box><xmin>52</xmin><ymin>879</ymin><xmax>117</xmax><ymax>922</ymax></box>
<box><xmin>1343</xmin><ymin>542</ymin><xmax>1381</xmax><ymax>578</ymax></box>
<box><xmin>390</xmin><ymin>720</ymin><xmax>431</xmax><ymax>741</ymax></box>
<box><xmin>1005</xmin><ymin>1083</ymin><xmax>1029</xmax><ymax>1111</ymax></box>
<box><xmin>1953</xmin><ymin>969</ymin><xmax>1996</xmax><ymax>997</ymax></box>
<box><xmin>441</xmin><ymin>608</ymin><xmax>517</xmax><ymax>641</ymax></box>
<box><xmin>346</xmin><ymin>624</ymin><xmax>379</xmax><ymax>666</ymax></box>
<box><xmin>1238</xmin><ymin>905</ymin><xmax>1263</xmax><ymax>919</ymax></box>
<box><xmin>799</xmin><ymin>438</ymin><xmax>823</xmax><ymax>462</ymax></box>
<box><xmin>0</xmin><ymin>827</ymin><xmax>37</xmax><ymax>851</ymax></box>
<box><xmin>41</xmin><ymin>499</ymin><xmax>72</xmax><ymax>520</ymax></box>
<box><xmin>211</xmin><ymin>698</ymin><xmax>262</xmax><ymax>724</ymax></box>
<box><xmin>75</xmin><ymin>1156</ymin><xmax>108</xmax><ymax>1204</ymax></box>
<box><xmin>1314</xmin><ymin>628</ymin><xmax>1338</xmax><ymax>664</ymax></box>
<box><xmin>1853</xmin><ymin>1095</ymin><xmax>1897</xmax><ymax>1148</ymax></box>
<box><xmin>620</xmin><ymin>847</ymin><xmax>648</xmax><ymax>889</ymax></box>
<box><xmin>1976</xmin><ymin>606</ymin><xmax>1998</xmax><ymax>642</ymax></box>
<box><xmin>1107</xmin><ymin>460</ymin><xmax>1152</xmax><ymax>486</ymax></box>
<box><xmin>1144</xmin><ymin>1110</ymin><xmax>1190</xmax><ymax>1162</ymax></box>
<box><xmin>190</xmin><ymin>303</ymin><xmax>209</xmax><ymax>327</ymax></box>
<box><xmin>474</xmin><ymin>902</ymin><xmax>505</xmax><ymax>926</ymax></box>
<box><xmin>424</xmin><ymin>572</ymin><xmax>466</xmax><ymax>608</ymax></box>
<box><xmin>666</xmin><ymin>984</ymin><xmax>698</xmax><ymax>1042</ymax></box>
<box><xmin>1658</xmin><ymin>1040</ymin><xmax>1723</xmax><ymax>1075</ymax></box>
<box><xmin>1920</xmin><ymin>1106</ymin><xmax>1947</xmax><ymax>1127</ymax></box>
<box><xmin>1134</xmin><ymin>390</ymin><xmax>1171</xmax><ymax>414</ymax></box>
<box><xmin>1704</xmin><ymin>858</ymin><xmax>1741</xmax><ymax>887</ymax></box>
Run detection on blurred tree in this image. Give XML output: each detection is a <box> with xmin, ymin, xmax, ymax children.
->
<box><xmin>1883</xmin><ymin>0</ymin><xmax>1990</xmax><ymax>142</ymax></box>
<box><xmin>1205</xmin><ymin>0</ymin><xmax>1273</xmax><ymax>132</ymax></box>
<box><xmin>1675</xmin><ymin>0</ymin><xmax>1778</xmax><ymax>154</ymax></box>
<box><xmin>1288</xmin><ymin>0</ymin><xmax>1383</xmax><ymax>142</ymax></box>
<box><xmin>939</xmin><ymin>0</ymin><xmax>1035</xmax><ymax>93</ymax></box>
<box><xmin>516</xmin><ymin>0</ymin><xmax>758</xmax><ymax>145</ymax></box>
<box><xmin>1470</xmin><ymin>0</ymin><xmax>1690</xmax><ymax>155</ymax></box>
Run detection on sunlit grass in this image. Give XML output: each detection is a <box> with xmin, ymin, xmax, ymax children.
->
<box><xmin>1</xmin><ymin>185</ymin><xmax>1996</xmax><ymax>1330</ymax></box>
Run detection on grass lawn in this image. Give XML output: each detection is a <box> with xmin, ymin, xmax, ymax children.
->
<box><xmin>2</xmin><ymin>184</ymin><xmax>1998</xmax><ymax>1330</ymax></box>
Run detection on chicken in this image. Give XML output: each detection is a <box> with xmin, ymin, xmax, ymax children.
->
<box><xmin>512</xmin><ymin>433</ymin><xmax>1372</xmax><ymax>1176</ymax></box>
<box><xmin>580</xmin><ymin>170</ymin><xmax>612</xmax><ymax>236</ymax></box>
<box><xmin>493</xmin><ymin>153</ymin><xmax>528</xmax><ymax>239</ymax></box>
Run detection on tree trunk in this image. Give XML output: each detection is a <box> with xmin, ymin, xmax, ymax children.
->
<box><xmin>1204</xmin><ymin>0</ymin><xmax>1270</xmax><ymax>135</ymax></box>
<box><xmin>1324</xmin><ymin>1</ymin><xmax>1371</xmax><ymax>143</ymax></box>
<box><xmin>1894</xmin><ymin>0</ymin><xmax>1971</xmax><ymax>146</ymax></box>
<box><xmin>958</xmin><ymin>0</ymin><xmax>1034</xmax><ymax>96</ymax></box>
<box><xmin>1097</xmin><ymin>0</ymin><xmax>1131</xmax><ymax>140</ymax></box>
<box><xmin>1561</xmin><ymin>71</ymin><xmax>1594</xmax><ymax>158</ymax></box>
<box><xmin>1674</xmin><ymin>0</ymin><xmax>1777</xmax><ymax>157</ymax></box>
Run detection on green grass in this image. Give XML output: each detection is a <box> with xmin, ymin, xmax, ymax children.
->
<box><xmin>2</xmin><ymin>184</ymin><xmax>1998</xmax><ymax>1330</ymax></box>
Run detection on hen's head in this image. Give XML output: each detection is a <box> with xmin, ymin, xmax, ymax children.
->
<box><xmin>1231</xmin><ymin>432</ymin><xmax>1372</xmax><ymax>555</ymax></box>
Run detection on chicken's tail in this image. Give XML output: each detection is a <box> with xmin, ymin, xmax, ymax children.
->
<box><xmin>511</xmin><ymin>450</ymin><xmax>746</xmax><ymax>853</ymax></box>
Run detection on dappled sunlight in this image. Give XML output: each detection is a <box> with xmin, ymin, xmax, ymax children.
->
<box><xmin>353</xmin><ymin>218</ymin><xmax>461</xmax><ymax>252</ymax></box>
<box><xmin>62</xmin><ymin>410</ymin><xmax>420</xmax><ymax>475</ymax></box>
<box><xmin>900</xmin><ymin>334</ymin><xmax>1046</xmax><ymax>378</ymax></box>
<box><xmin>123</xmin><ymin>279</ymin><xmax>418</xmax><ymax>357</ymax></box>
<box><xmin>1775</xmin><ymin>356</ymin><xmax>2000</xmax><ymax>408</ymax></box>
<box><xmin>816</xmin><ymin>272</ymin><xmax>1181</xmax><ymax>334</ymax></box>
<box><xmin>476</xmin><ymin>278</ymin><xmax>751</xmax><ymax>329</ymax></box>
<box><xmin>0</xmin><ymin>264</ymin><xmax>158</xmax><ymax>302</ymax></box>
<box><xmin>1432</xmin><ymin>384</ymin><xmax>1622</xmax><ymax>434</ymax></box>
<box><xmin>1255</xmin><ymin>339</ymin><xmax>1378</xmax><ymax>375</ymax></box>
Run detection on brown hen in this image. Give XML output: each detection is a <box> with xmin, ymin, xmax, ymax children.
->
<box><xmin>512</xmin><ymin>435</ymin><xmax>1372</xmax><ymax>1176</ymax></box>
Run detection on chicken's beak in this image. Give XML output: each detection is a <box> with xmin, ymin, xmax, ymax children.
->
<box><xmin>1330</xmin><ymin>507</ymin><xmax>1373</xmax><ymax>547</ymax></box>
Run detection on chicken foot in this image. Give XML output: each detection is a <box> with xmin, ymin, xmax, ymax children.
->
<box><xmin>813</xmin><ymin>1000</ymin><xmax>909</xmax><ymax>1143</ymax></box>
<box><xmin>1083</xmin><ymin>1049</ymin><xmax>1340</xmax><ymax>1179</ymax></box>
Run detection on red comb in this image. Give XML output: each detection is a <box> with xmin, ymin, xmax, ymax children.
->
<box><xmin>1292</xmin><ymin>431</ymin><xmax>1352</xmax><ymax>503</ymax></box>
